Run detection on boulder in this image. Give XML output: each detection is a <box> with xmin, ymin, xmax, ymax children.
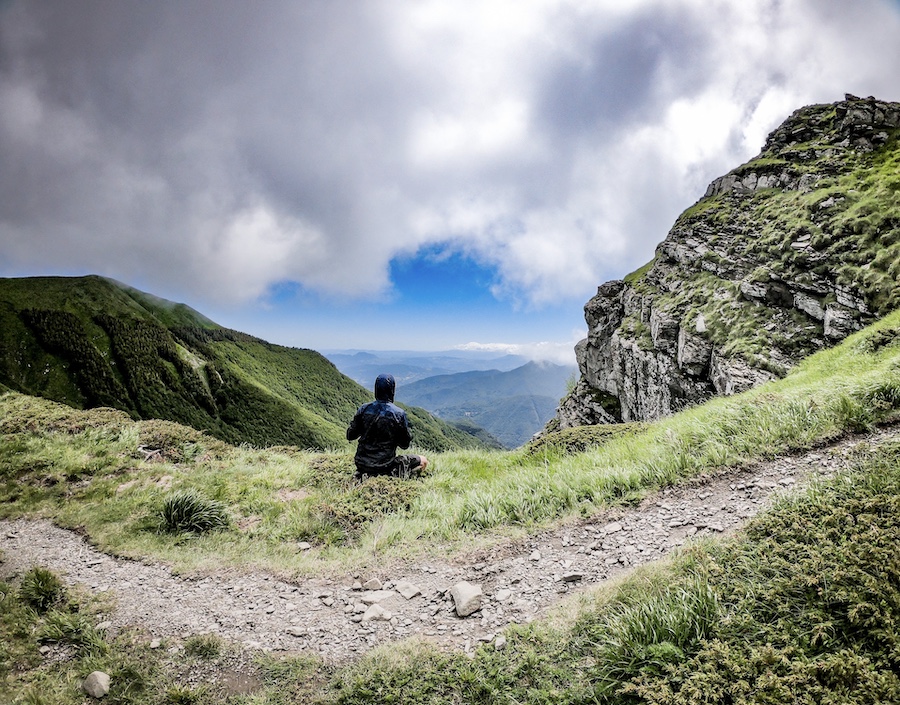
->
<box><xmin>82</xmin><ymin>671</ymin><xmax>111</xmax><ymax>699</ymax></box>
<box><xmin>450</xmin><ymin>581</ymin><xmax>483</xmax><ymax>617</ymax></box>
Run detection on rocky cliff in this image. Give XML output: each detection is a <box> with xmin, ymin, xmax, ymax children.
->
<box><xmin>553</xmin><ymin>95</ymin><xmax>900</xmax><ymax>429</ymax></box>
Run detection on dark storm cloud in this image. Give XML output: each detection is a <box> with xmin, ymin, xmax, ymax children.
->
<box><xmin>1</xmin><ymin>0</ymin><xmax>900</xmax><ymax>309</ymax></box>
<box><xmin>537</xmin><ymin>6</ymin><xmax>711</xmax><ymax>136</ymax></box>
<box><xmin>0</xmin><ymin>0</ymin><xmax>425</xmax><ymax>300</ymax></box>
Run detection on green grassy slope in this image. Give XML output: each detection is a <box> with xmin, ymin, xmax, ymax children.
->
<box><xmin>0</xmin><ymin>275</ymin><xmax>484</xmax><ymax>451</ymax></box>
<box><xmin>2</xmin><ymin>308</ymin><xmax>898</xmax><ymax>570</ymax></box>
<box><xmin>1</xmin><ymin>311</ymin><xmax>899</xmax><ymax>703</ymax></box>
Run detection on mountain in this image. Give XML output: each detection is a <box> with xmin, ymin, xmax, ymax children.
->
<box><xmin>554</xmin><ymin>95</ymin><xmax>900</xmax><ymax>429</ymax></box>
<box><xmin>0</xmin><ymin>275</ymin><xmax>488</xmax><ymax>451</ymax></box>
<box><xmin>324</xmin><ymin>349</ymin><xmax>530</xmax><ymax>386</ymax></box>
<box><xmin>399</xmin><ymin>361</ymin><xmax>576</xmax><ymax>447</ymax></box>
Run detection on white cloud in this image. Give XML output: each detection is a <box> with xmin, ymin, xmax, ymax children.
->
<box><xmin>456</xmin><ymin>339</ymin><xmax>579</xmax><ymax>365</ymax></box>
<box><xmin>2</xmin><ymin>0</ymin><xmax>900</xmax><ymax>313</ymax></box>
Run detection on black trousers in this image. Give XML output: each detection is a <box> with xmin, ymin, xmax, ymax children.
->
<box><xmin>355</xmin><ymin>454</ymin><xmax>423</xmax><ymax>480</ymax></box>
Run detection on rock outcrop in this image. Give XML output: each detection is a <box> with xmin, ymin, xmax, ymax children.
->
<box><xmin>555</xmin><ymin>95</ymin><xmax>900</xmax><ymax>428</ymax></box>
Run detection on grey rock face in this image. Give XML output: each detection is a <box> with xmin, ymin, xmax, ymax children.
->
<box><xmin>824</xmin><ymin>304</ymin><xmax>862</xmax><ymax>340</ymax></box>
<box><xmin>554</xmin><ymin>96</ymin><xmax>895</xmax><ymax>429</ymax></box>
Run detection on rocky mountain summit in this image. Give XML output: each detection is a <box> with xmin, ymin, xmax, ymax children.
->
<box><xmin>555</xmin><ymin>95</ymin><xmax>900</xmax><ymax>428</ymax></box>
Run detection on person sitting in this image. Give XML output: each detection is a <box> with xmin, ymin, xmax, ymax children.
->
<box><xmin>347</xmin><ymin>373</ymin><xmax>428</xmax><ymax>480</ymax></box>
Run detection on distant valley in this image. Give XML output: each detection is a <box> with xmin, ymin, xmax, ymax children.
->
<box><xmin>0</xmin><ymin>276</ymin><xmax>490</xmax><ymax>452</ymax></box>
<box><xmin>327</xmin><ymin>351</ymin><xmax>576</xmax><ymax>448</ymax></box>
<box><xmin>323</xmin><ymin>349</ymin><xmax>532</xmax><ymax>386</ymax></box>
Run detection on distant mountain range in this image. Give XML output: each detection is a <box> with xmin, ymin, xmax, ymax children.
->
<box><xmin>397</xmin><ymin>361</ymin><xmax>576</xmax><ymax>448</ymax></box>
<box><xmin>324</xmin><ymin>349</ymin><xmax>531</xmax><ymax>387</ymax></box>
<box><xmin>0</xmin><ymin>275</ymin><xmax>490</xmax><ymax>452</ymax></box>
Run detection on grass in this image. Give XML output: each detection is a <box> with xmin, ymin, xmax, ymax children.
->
<box><xmin>320</xmin><ymin>437</ymin><xmax>900</xmax><ymax>704</ymax></box>
<box><xmin>1</xmin><ymin>310</ymin><xmax>900</xmax><ymax>576</ymax></box>
<box><xmin>0</xmin><ymin>567</ymin><xmax>324</xmax><ymax>704</ymax></box>
<box><xmin>158</xmin><ymin>489</ymin><xmax>231</xmax><ymax>534</ymax></box>
<box><xmin>130</xmin><ymin>431</ymin><xmax>879</xmax><ymax>705</ymax></box>
<box><xmin>1</xmin><ymin>314</ymin><xmax>899</xmax><ymax>701</ymax></box>
<box><xmin>18</xmin><ymin>566</ymin><xmax>67</xmax><ymax>613</ymax></box>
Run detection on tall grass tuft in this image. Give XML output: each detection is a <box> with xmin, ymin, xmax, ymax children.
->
<box><xmin>18</xmin><ymin>566</ymin><xmax>66</xmax><ymax>613</ymax></box>
<box><xmin>583</xmin><ymin>577</ymin><xmax>720</xmax><ymax>697</ymax></box>
<box><xmin>39</xmin><ymin>609</ymin><xmax>107</xmax><ymax>654</ymax></box>
<box><xmin>159</xmin><ymin>489</ymin><xmax>231</xmax><ymax>534</ymax></box>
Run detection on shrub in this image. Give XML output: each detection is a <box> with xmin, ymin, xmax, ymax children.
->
<box><xmin>159</xmin><ymin>489</ymin><xmax>231</xmax><ymax>534</ymax></box>
<box><xmin>184</xmin><ymin>633</ymin><xmax>223</xmax><ymax>658</ymax></box>
<box><xmin>18</xmin><ymin>567</ymin><xmax>66</xmax><ymax>613</ymax></box>
<box><xmin>39</xmin><ymin>609</ymin><xmax>107</xmax><ymax>653</ymax></box>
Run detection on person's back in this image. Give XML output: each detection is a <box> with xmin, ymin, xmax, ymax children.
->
<box><xmin>347</xmin><ymin>374</ymin><xmax>427</xmax><ymax>479</ymax></box>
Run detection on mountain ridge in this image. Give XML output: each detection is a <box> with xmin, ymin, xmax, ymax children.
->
<box><xmin>400</xmin><ymin>360</ymin><xmax>575</xmax><ymax>447</ymax></box>
<box><xmin>554</xmin><ymin>95</ymin><xmax>900</xmax><ymax>430</ymax></box>
<box><xmin>0</xmin><ymin>275</ymin><xmax>488</xmax><ymax>451</ymax></box>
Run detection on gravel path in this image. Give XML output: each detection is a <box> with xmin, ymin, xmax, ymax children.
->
<box><xmin>2</xmin><ymin>428</ymin><xmax>896</xmax><ymax>664</ymax></box>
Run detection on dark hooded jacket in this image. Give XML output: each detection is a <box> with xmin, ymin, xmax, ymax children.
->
<box><xmin>347</xmin><ymin>374</ymin><xmax>413</xmax><ymax>471</ymax></box>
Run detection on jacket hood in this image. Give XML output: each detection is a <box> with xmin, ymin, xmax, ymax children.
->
<box><xmin>374</xmin><ymin>373</ymin><xmax>395</xmax><ymax>402</ymax></box>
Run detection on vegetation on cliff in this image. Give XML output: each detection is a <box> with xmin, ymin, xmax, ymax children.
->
<box><xmin>563</xmin><ymin>97</ymin><xmax>900</xmax><ymax>428</ymax></box>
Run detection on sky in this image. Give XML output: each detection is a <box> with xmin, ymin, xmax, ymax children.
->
<box><xmin>2</xmin><ymin>1</ymin><xmax>900</xmax><ymax>364</ymax></box>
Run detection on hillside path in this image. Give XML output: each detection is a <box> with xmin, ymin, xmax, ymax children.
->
<box><xmin>2</xmin><ymin>427</ymin><xmax>898</xmax><ymax>665</ymax></box>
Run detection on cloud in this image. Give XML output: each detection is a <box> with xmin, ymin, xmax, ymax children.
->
<box><xmin>1</xmin><ymin>0</ymin><xmax>900</xmax><ymax>310</ymax></box>
<box><xmin>455</xmin><ymin>339</ymin><xmax>579</xmax><ymax>366</ymax></box>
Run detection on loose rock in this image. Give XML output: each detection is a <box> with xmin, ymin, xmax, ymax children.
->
<box><xmin>360</xmin><ymin>590</ymin><xmax>394</xmax><ymax>605</ymax></box>
<box><xmin>450</xmin><ymin>581</ymin><xmax>483</xmax><ymax>617</ymax></box>
<box><xmin>395</xmin><ymin>580</ymin><xmax>422</xmax><ymax>600</ymax></box>
<box><xmin>362</xmin><ymin>604</ymin><xmax>393</xmax><ymax>622</ymax></box>
<box><xmin>82</xmin><ymin>671</ymin><xmax>111</xmax><ymax>698</ymax></box>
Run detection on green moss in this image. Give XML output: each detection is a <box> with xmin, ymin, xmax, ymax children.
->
<box><xmin>623</xmin><ymin>259</ymin><xmax>654</xmax><ymax>285</ymax></box>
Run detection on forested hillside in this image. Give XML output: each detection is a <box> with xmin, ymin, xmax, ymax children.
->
<box><xmin>0</xmin><ymin>276</ymin><xmax>486</xmax><ymax>451</ymax></box>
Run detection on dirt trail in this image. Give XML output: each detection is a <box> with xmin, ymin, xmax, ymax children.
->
<box><xmin>2</xmin><ymin>428</ymin><xmax>897</xmax><ymax>664</ymax></box>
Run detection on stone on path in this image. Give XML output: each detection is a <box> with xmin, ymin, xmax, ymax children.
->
<box><xmin>361</xmin><ymin>603</ymin><xmax>393</xmax><ymax>622</ymax></box>
<box><xmin>363</xmin><ymin>578</ymin><xmax>382</xmax><ymax>590</ymax></box>
<box><xmin>82</xmin><ymin>671</ymin><xmax>111</xmax><ymax>698</ymax></box>
<box><xmin>394</xmin><ymin>580</ymin><xmax>422</xmax><ymax>600</ymax></box>
<box><xmin>529</xmin><ymin>550</ymin><xmax>541</xmax><ymax>561</ymax></box>
<box><xmin>395</xmin><ymin>580</ymin><xmax>422</xmax><ymax>600</ymax></box>
<box><xmin>562</xmin><ymin>572</ymin><xmax>583</xmax><ymax>583</ymax></box>
<box><xmin>360</xmin><ymin>589</ymin><xmax>394</xmax><ymax>605</ymax></box>
<box><xmin>450</xmin><ymin>581</ymin><xmax>482</xmax><ymax>617</ymax></box>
